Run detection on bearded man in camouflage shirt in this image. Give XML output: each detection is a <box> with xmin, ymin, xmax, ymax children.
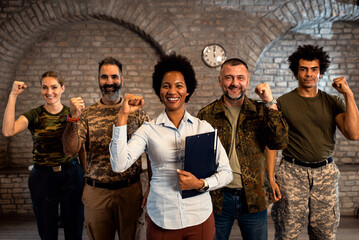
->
<box><xmin>197</xmin><ymin>58</ymin><xmax>288</xmax><ymax>240</ymax></box>
<box><xmin>63</xmin><ymin>57</ymin><xmax>149</xmax><ymax>240</ymax></box>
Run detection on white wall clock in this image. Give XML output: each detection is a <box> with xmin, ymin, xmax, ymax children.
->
<box><xmin>202</xmin><ymin>44</ymin><xmax>227</xmax><ymax>68</ymax></box>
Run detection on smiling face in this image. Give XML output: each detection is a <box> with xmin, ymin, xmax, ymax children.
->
<box><xmin>160</xmin><ymin>71</ymin><xmax>189</xmax><ymax>113</ymax></box>
<box><xmin>219</xmin><ymin>64</ymin><xmax>250</xmax><ymax>106</ymax></box>
<box><xmin>41</xmin><ymin>77</ymin><xmax>65</xmax><ymax>105</ymax></box>
<box><xmin>98</xmin><ymin>64</ymin><xmax>124</xmax><ymax>104</ymax></box>
<box><xmin>296</xmin><ymin>59</ymin><xmax>322</xmax><ymax>90</ymax></box>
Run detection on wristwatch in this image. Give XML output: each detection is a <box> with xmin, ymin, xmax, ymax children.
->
<box><xmin>66</xmin><ymin>114</ymin><xmax>79</xmax><ymax>123</ymax></box>
<box><xmin>265</xmin><ymin>98</ymin><xmax>277</xmax><ymax>108</ymax></box>
<box><xmin>198</xmin><ymin>179</ymin><xmax>209</xmax><ymax>192</ymax></box>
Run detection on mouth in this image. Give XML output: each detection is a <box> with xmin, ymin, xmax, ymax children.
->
<box><xmin>46</xmin><ymin>96</ymin><xmax>54</xmax><ymax>99</ymax></box>
<box><xmin>166</xmin><ymin>97</ymin><xmax>180</xmax><ymax>103</ymax></box>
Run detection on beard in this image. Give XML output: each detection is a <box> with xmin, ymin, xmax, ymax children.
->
<box><xmin>224</xmin><ymin>87</ymin><xmax>245</xmax><ymax>101</ymax></box>
<box><xmin>100</xmin><ymin>83</ymin><xmax>122</xmax><ymax>102</ymax></box>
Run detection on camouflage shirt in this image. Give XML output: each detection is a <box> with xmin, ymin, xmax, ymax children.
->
<box><xmin>197</xmin><ymin>96</ymin><xmax>288</xmax><ymax>214</ymax></box>
<box><xmin>23</xmin><ymin>105</ymin><xmax>77</xmax><ymax>166</ymax></box>
<box><xmin>79</xmin><ymin>100</ymin><xmax>149</xmax><ymax>183</ymax></box>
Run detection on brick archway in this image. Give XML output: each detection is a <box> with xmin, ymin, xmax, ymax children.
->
<box><xmin>0</xmin><ymin>0</ymin><xmax>186</xmax><ymax>168</ymax></box>
<box><xmin>244</xmin><ymin>0</ymin><xmax>359</xmax><ymax>68</ymax></box>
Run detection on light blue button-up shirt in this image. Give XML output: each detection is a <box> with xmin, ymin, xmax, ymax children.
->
<box><xmin>110</xmin><ymin>110</ymin><xmax>232</xmax><ymax>229</ymax></box>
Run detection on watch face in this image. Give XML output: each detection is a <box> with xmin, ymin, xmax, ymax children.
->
<box><xmin>202</xmin><ymin>44</ymin><xmax>226</xmax><ymax>68</ymax></box>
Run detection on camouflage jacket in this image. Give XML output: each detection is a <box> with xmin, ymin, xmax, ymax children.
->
<box><xmin>197</xmin><ymin>96</ymin><xmax>288</xmax><ymax>213</ymax></box>
<box><xmin>79</xmin><ymin>100</ymin><xmax>149</xmax><ymax>183</ymax></box>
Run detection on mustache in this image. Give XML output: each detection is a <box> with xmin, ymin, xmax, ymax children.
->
<box><xmin>101</xmin><ymin>84</ymin><xmax>121</xmax><ymax>92</ymax></box>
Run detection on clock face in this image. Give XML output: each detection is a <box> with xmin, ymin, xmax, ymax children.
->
<box><xmin>202</xmin><ymin>44</ymin><xmax>226</xmax><ymax>68</ymax></box>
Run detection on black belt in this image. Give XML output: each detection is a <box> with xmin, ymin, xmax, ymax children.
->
<box><xmin>283</xmin><ymin>156</ymin><xmax>333</xmax><ymax>168</ymax></box>
<box><xmin>224</xmin><ymin>187</ymin><xmax>244</xmax><ymax>195</ymax></box>
<box><xmin>86</xmin><ymin>175</ymin><xmax>140</xmax><ymax>190</ymax></box>
<box><xmin>33</xmin><ymin>160</ymin><xmax>78</xmax><ymax>172</ymax></box>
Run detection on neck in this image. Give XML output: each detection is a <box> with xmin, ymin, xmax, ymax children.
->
<box><xmin>165</xmin><ymin>108</ymin><xmax>185</xmax><ymax>129</ymax></box>
<box><xmin>297</xmin><ymin>86</ymin><xmax>318</xmax><ymax>97</ymax></box>
<box><xmin>223</xmin><ymin>95</ymin><xmax>244</xmax><ymax>107</ymax></box>
<box><xmin>101</xmin><ymin>97</ymin><xmax>122</xmax><ymax>105</ymax></box>
<box><xmin>44</xmin><ymin>102</ymin><xmax>63</xmax><ymax>114</ymax></box>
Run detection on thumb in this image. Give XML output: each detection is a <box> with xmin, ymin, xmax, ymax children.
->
<box><xmin>177</xmin><ymin>169</ymin><xmax>188</xmax><ymax>176</ymax></box>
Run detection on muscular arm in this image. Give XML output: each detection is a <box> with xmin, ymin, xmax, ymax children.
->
<box><xmin>62</xmin><ymin>122</ymin><xmax>82</xmax><ymax>157</ymax></box>
<box><xmin>335</xmin><ymin>91</ymin><xmax>359</xmax><ymax>140</ymax></box>
<box><xmin>3</xmin><ymin>82</ymin><xmax>29</xmax><ymax>137</ymax></box>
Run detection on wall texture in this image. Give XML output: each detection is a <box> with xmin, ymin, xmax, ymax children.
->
<box><xmin>0</xmin><ymin>0</ymin><xmax>358</xmax><ymax>216</ymax></box>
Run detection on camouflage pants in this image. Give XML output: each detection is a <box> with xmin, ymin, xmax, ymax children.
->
<box><xmin>271</xmin><ymin>160</ymin><xmax>340</xmax><ymax>240</ymax></box>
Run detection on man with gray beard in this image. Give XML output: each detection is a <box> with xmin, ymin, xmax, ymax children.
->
<box><xmin>62</xmin><ymin>57</ymin><xmax>149</xmax><ymax>240</ymax></box>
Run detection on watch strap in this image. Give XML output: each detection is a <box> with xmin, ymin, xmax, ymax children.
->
<box><xmin>66</xmin><ymin>114</ymin><xmax>79</xmax><ymax>123</ymax></box>
<box><xmin>265</xmin><ymin>98</ymin><xmax>277</xmax><ymax>108</ymax></box>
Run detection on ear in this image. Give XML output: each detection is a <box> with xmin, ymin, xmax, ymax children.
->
<box><xmin>61</xmin><ymin>85</ymin><xmax>65</xmax><ymax>93</ymax></box>
<box><xmin>247</xmin><ymin>75</ymin><xmax>251</xmax><ymax>86</ymax></box>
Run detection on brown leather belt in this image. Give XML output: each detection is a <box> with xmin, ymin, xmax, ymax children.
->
<box><xmin>86</xmin><ymin>175</ymin><xmax>140</xmax><ymax>190</ymax></box>
<box><xmin>33</xmin><ymin>160</ymin><xmax>78</xmax><ymax>172</ymax></box>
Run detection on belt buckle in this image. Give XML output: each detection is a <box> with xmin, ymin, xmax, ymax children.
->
<box><xmin>53</xmin><ymin>166</ymin><xmax>62</xmax><ymax>172</ymax></box>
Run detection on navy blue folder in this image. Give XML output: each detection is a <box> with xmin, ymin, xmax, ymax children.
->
<box><xmin>182</xmin><ymin>130</ymin><xmax>217</xmax><ymax>199</ymax></box>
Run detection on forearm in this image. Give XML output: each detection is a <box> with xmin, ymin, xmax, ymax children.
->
<box><xmin>116</xmin><ymin>112</ymin><xmax>129</xmax><ymax>126</ymax></box>
<box><xmin>266</xmin><ymin>148</ymin><xmax>277</xmax><ymax>182</ymax></box>
<box><xmin>266</xmin><ymin>110</ymin><xmax>289</xmax><ymax>149</ymax></box>
<box><xmin>343</xmin><ymin>92</ymin><xmax>359</xmax><ymax>140</ymax></box>
<box><xmin>2</xmin><ymin>94</ymin><xmax>17</xmax><ymax>137</ymax></box>
<box><xmin>62</xmin><ymin>122</ymin><xmax>82</xmax><ymax>156</ymax></box>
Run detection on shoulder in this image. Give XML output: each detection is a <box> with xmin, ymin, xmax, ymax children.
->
<box><xmin>22</xmin><ymin>105</ymin><xmax>43</xmax><ymax>119</ymax></box>
<box><xmin>197</xmin><ymin>99</ymin><xmax>220</xmax><ymax>118</ymax></box>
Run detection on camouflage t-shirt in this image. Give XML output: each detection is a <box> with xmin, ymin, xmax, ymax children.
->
<box><xmin>23</xmin><ymin>105</ymin><xmax>77</xmax><ymax>166</ymax></box>
<box><xmin>79</xmin><ymin>100</ymin><xmax>149</xmax><ymax>183</ymax></box>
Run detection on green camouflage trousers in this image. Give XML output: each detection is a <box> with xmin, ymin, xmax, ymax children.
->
<box><xmin>271</xmin><ymin>160</ymin><xmax>340</xmax><ymax>240</ymax></box>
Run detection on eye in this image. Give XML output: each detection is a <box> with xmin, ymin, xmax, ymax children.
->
<box><xmin>161</xmin><ymin>84</ymin><xmax>169</xmax><ymax>89</ymax></box>
<box><xmin>224</xmin><ymin>75</ymin><xmax>234</xmax><ymax>81</ymax></box>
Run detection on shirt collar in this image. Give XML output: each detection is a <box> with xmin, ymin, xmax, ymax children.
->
<box><xmin>155</xmin><ymin>110</ymin><xmax>194</xmax><ymax>127</ymax></box>
<box><xmin>213</xmin><ymin>95</ymin><xmax>257</xmax><ymax>115</ymax></box>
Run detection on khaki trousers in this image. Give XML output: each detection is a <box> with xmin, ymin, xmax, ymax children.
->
<box><xmin>82</xmin><ymin>180</ymin><xmax>142</xmax><ymax>240</ymax></box>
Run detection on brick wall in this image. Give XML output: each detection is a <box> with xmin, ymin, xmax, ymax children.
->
<box><xmin>1</xmin><ymin>0</ymin><xmax>359</xmax><ymax>216</ymax></box>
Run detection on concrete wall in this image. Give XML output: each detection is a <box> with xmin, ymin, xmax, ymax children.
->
<box><xmin>0</xmin><ymin>0</ymin><xmax>358</xmax><ymax>216</ymax></box>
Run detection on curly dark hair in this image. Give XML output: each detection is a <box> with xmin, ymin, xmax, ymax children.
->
<box><xmin>152</xmin><ymin>53</ymin><xmax>197</xmax><ymax>103</ymax></box>
<box><xmin>288</xmin><ymin>45</ymin><xmax>330</xmax><ymax>76</ymax></box>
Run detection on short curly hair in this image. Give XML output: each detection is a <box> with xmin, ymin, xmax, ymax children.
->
<box><xmin>288</xmin><ymin>45</ymin><xmax>330</xmax><ymax>76</ymax></box>
<box><xmin>152</xmin><ymin>53</ymin><xmax>197</xmax><ymax>103</ymax></box>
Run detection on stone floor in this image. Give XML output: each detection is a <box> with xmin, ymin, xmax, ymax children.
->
<box><xmin>0</xmin><ymin>216</ymin><xmax>358</xmax><ymax>239</ymax></box>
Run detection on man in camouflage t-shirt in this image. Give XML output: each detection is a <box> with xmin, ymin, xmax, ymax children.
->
<box><xmin>63</xmin><ymin>57</ymin><xmax>149</xmax><ymax>240</ymax></box>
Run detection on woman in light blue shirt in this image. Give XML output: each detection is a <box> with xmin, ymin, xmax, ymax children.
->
<box><xmin>110</xmin><ymin>53</ymin><xmax>232</xmax><ymax>240</ymax></box>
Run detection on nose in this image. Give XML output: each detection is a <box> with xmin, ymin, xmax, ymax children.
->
<box><xmin>106</xmin><ymin>77</ymin><xmax>114</xmax><ymax>85</ymax></box>
<box><xmin>168</xmin><ymin>85</ymin><xmax>176</xmax><ymax>94</ymax></box>
<box><xmin>231</xmin><ymin>77</ymin><xmax>240</xmax><ymax>86</ymax></box>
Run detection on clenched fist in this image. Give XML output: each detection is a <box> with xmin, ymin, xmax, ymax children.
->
<box><xmin>254</xmin><ymin>82</ymin><xmax>273</xmax><ymax>103</ymax></box>
<box><xmin>70</xmin><ymin>97</ymin><xmax>85</xmax><ymax>119</ymax></box>
<box><xmin>11</xmin><ymin>81</ymin><xmax>27</xmax><ymax>96</ymax></box>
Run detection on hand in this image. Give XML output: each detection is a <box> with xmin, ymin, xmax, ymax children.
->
<box><xmin>10</xmin><ymin>81</ymin><xmax>27</xmax><ymax>96</ymax></box>
<box><xmin>121</xmin><ymin>94</ymin><xmax>145</xmax><ymax>115</ymax></box>
<box><xmin>177</xmin><ymin>169</ymin><xmax>203</xmax><ymax>190</ymax></box>
<box><xmin>70</xmin><ymin>97</ymin><xmax>85</xmax><ymax>119</ymax></box>
<box><xmin>270</xmin><ymin>180</ymin><xmax>282</xmax><ymax>202</ymax></box>
<box><xmin>332</xmin><ymin>76</ymin><xmax>353</xmax><ymax>96</ymax></box>
<box><xmin>255</xmin><ymin>83</ymin><xmax>273</xmax><ymax>103</ymax></box>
